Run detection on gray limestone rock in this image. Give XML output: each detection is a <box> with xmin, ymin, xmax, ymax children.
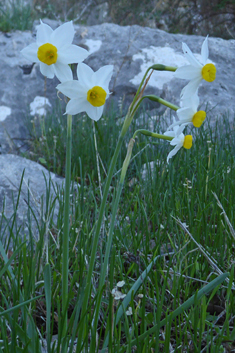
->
<box><xmin>0</xmin><ymin>154</ymin><xmax>65</xmax><ymax>245</ymax></box>
<box><xmin>0</xmin><ymin>21</ymin><xmax>234</xmax><ymax>155</ymax></box>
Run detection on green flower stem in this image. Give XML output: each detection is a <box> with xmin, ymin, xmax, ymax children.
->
<box><xmin>90</xmin><ymin>138</ymin><xmax>135</xmax><ymax>351</ymax></box>
<box><xmin>129</xmin><ymin>65</ymin><xmax>177</xmax><ymax>114</ymax></box>
<box><xmin>151</xmin><ymin>64</ymin><xmax>177</xmax><ymax>72</ymax></box>
<box><xmin>129</xmin><ymin>67</ymin><xmax>152</xmax><ymax>112</ymax></box>
<box><xmin>102</xmin><ymin>138</ymin><xmax>136</xmax><ymax>285</ymax></box>
<box><xmin>77</xmin><ymin>65</ymin><xmax>177</xmax><ymax>347</ymax></box>
<box><xmin>133</xmin><ymin>129</ymin><xmax>174</xmax><ymax>141</ymax></box>
<box><xmin>119</xmin><ymin>138</ymin><xmax>135</xmax><ymax>182</ymax></box>
<box><xmin>90</xmin><ymin>124</ymin><xmax>175</xmax><ymax>349</ymax></box>
<box><xmin>62</xmin><ymin>113</ymin><xmax>72</xmax><ymax>339</ymax></box>
<box><xmin>77</xmin><ymin>109</ymin><xmax>138</xmax><ymax>349</ymax></box>
<box><xmin>144</xmin><ymin>94</ymin><xmax>179</xmax><ymax>111</ymax></box>
<box><xmin>77</xmin><ymin>131</ymin><xmax>125</xmax><ymax>348</ymax></box>
<box><xmin>129</xmin><ymin>95</ymin><xmax>179</xmax><ymax>123</ymax></box>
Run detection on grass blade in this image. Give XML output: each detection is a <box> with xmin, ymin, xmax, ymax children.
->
<box><xmin>0</xmin><ymin>241</ymin><xmax>26</xmax><ymax>278</ymax></box>
<box><xmin>129</xmin><ymin>272</ymin><xmax>229</xmax><ymax>347</ymax></box>
<box><xmin>44</xmin><ymin>263</ymin><xmax>52</xmax><ymax>353</ymax></box>
<box><xmin>102</xmin><ymin>251</ymin><xmax>174</xmax><ymax>349</ymax></box>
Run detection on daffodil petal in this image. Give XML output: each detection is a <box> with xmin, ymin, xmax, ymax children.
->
<box><xmin>50</xmin><ymin>21</ymin><xmax>74</xmax><ymax>50</ymax></box>
<box><xmin>37</xmin><ymin>21</ymin><xmax>53</xmax><ymax>45</ymax></box>
<box><xmin>21</xmin><ymin>43</ymin><xmax>39</xmax><ymax>62</ymax></box>
<box><xmin>165</xmin><ymin>117</ymin><xmax>186</xmax><ymax>137</ymax></box>
<box><xmin>94</xmin><ymin>65</ymin><xmax>114</xmax><ymax>90</ymax></box>
<box><xmin>65</xmin><ymin>98</ymin><xmax>87</xmax><ymax>115</ymax></box>
<box><xmin>57</xmin><ymin>81</ymin><xmax>85</xmax><ymax>99</ymax></box>
<box><xmin>180</xmin><ymin>91</ymin><xmax>199</xmax><ymax>109</ymax></box>
<box><xmin>181</xmin><ymin>77</ymin><xmax>202</xmax><ymax>99</ymax></box>
<box><xmin>174</xmin><ymin>65</ymin><xmax>201</xmax><ymax>80</ymax></box>
<box><xmin>77</xmin><ymin>63</ymin><xmax>94</xmax><ymax>88</ymax></box>
<box><xmin>54</xmin><ymin>62</ymin><xmax>73</xmax><ymax>82</ymax></box>
<box><xmin>57</xmin><ymin>45</ymin><xmax>89</xmax><ymax>64</ymax></box>
<box><xmin>190</xmin><ymin>93</ymin><xmax>200</xmax><ymax>111</ymax></box>
<box><xmin>169</xmin><ymin>126</ymin><xmax>186</xmax><ymax>138</ymax></box>
<box><xmin>167</xmin><ymin>145</ymin><xmax>182</xmax><ymax>163</ymax></box>
<box><xmin>65</xmin><ymin>98</ymin><xmax>104</xmax><ymax>120</ymax></box>
<box><xmin>182</xmin><ymin>42</ymin><xmax>201</xmax><ymax>68</ymax></box>
<box><xmin>170</xmin><ymin>134</ymin><xmax>184</xmax><ymax>146</ymax></box>
<box><xmin>40</xmin><ymin>62</ymin><xmax>54</xmax><ymax>78</ymax></box>
<box><xmin>167</xmin><ymin>121</ymin><xmax>181</xmax><ymax>130</ymax></box>
<box><xmin>201</xmin><ymin>35</ymin><xmax>209</xmax><ymax>65</ymax></box>
<box><xmin>165</xmin><ymin>117</ymin><xmax>178</xmax><ymax>133</ymax></box>
<box><xmin>175</xmin><ymin>125</ymin><xmax>186</xmax><ymax>136</ymax></box>
<box><xmin>168</xmin><ymin>120</ymin><xmax>188</xmax><ymax>130</ymax></box>
<box><xmin>85</xmin><ymin>104</ymin><xmax>104</xmax><ymax>121</ymax></box>
<box><xmin>164</xmin><ymin>130</ymin><xmax>176</xmax><ymax>137</ymax></box>
<box><xmin>177</xmin><ymin>107</ymin><xmax>194</xmax><ymax>120</ymax></box>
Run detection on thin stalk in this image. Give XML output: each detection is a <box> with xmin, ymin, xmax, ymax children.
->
<box><xmin>90</xmin><ymin>138</ymin><xmax>135</xmax><ymax>351</ymax></box>
<box><xmin>77</xmin><ymin>107</ymin><xmax>136</xmax><ymax>349</ymax></box>
<box><xmin>129</xmin><ymin>67</ymin><xmax>152</xmax><ymax>112</ymax></box>
<box><xmin>62</xmin><ymin>114</ymin><xmax>72</xmax><ymax>339</ymax></box>
<box><xmin>77</xmin><ymin>65</ymin><xmax>177</xmax><ymax>347</ymax></box>
<box><xmin>130</xmin><ymin>95</ymin><xmax>179</xmax><ymax>122</ymax></box>
<box><xmin>102</xmin><ymin>138</ymin><xmax>135</xmax><ymax>285</ymax></box>
<box><xmin>136</xmin><ymin>95</ymin><xmax>179</xmax><ymax>114</ymax></box>
<box><xmin>205</xmin><ymin>144</ymin><xmax>212</xmax><ymax>200</ymax></box>
<box><xmin>133</xmin><ymin>129</ymin><xmax>174</xmax><ymax>141</ymax></box>
<box><xmin>77</xmin><ymin>131</ymin><xmax>125</xmax><ymax>349</ymax></box>
<box><xmin>129</xmin><ymin>65</ymin><xmax>177</xmax><ymax>112</ymax></box>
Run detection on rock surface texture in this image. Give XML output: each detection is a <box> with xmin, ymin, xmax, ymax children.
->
<box><xmin>0</xmin><ymin>20</ymin><xmax>234</xmax><ymax>154</ymax></box>
<box><xmin>0</xmin><ymin>154</ymin><xmax>65</xmax><ymax>243</ymax></box>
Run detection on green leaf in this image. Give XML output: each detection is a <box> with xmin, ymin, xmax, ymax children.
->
<box><xmin>130</xmin><ymin>272</ymin><xmax>229</xmax><ymax>346</ymax></box>
<box><xmin>0</xmin><ymin>241</ymin><xmax>26</xmax><ymax>278</ymax></box>
<box><xmin>0</xmin><ymin>295</ymin><xmax>42</xmax><ymax>317</ymax></box>
<box><xmin>102</xmin><ymin>251</ymin><xmax>174</xmax><ymax>349</ymax></box>
<box><xmin>44</xmin><ymin>263</ymin><xmax>52</xmax><ymax>353</ymax></box>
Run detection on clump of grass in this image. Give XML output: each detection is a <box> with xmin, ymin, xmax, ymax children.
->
<box><xmin>0</xmin><ymin>0</ymin><xmax>35</xmax><ymax>32</ymax></box>
<box><xmin>0</xmin><ymin>106</ymin><xmax>234</xmax><ymax>351</ymax></box>
<box><xmin>24</xmin><ymin>101</ymin><xmax>133</xmax><ymax>181</ymax></box>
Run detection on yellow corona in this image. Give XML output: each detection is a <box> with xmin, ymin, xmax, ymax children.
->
<box><xmin>87</xmin><ymin>86</ymin><xmax>107</xmax><ymax>107</ymax></box>
<box><xmin>183</xmin><ymin>135</ymin><xmax>193</xmax><ymax>149</ymax></box>
<box><xmin>37</xmin><ymin>43</ymin><xmax>58</xmax><ymax>65</ymax></box>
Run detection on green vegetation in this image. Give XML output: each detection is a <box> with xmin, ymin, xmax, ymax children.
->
<box><xmin>1</xmin><ymin>105</ymin><xmax>234</xmax><ymax>351</ymax></box>
<box><xmin>0</xmin><ymin>0</ymin><xmax>234</xmax><ymax>38</ymax></box>
<box><xmin>0</xmin><ymin>0</ymin><xmax>34</xmax><ymax>32</ymax></box>
<box><xmin>0</xmin><ymin>1</ymin><xmax>234</xmax><ymax>350</ymax></box>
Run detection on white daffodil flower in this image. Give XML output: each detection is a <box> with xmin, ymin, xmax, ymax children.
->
<box><xmin>175</xmin><ymin>36</ymin><xmax>216</xmax><ymax>99</ymax></box>
<box><xmin>21</xmin><ymin>20</ymin><xmax>89</xmax><ymax>82</ymax></box>
<box><xmin>56</xmin><ymin>63</ymin><xmax>113</xmax><ymax>121</ymax></box>
<box><xmin>164</xmin><ymin>123</ymin><xmax>193</xmax><ymax>163</ymax></box>
<box><xmin>168</xmin><ymin>93</ymin><xmax>206</xmax><ymax>130</ymax></box>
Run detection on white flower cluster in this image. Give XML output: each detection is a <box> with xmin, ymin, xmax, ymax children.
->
<box><xmin>21</xmin><ymin>22</ymin><xmax>216</xmax><ymax>162</ymax></box>
<box><xmin>164</xmin><ymin>36</ymin><xmax>216</xmax><ymax>162</ymax></box>
<box><xmin>21</xmin><ymin>20</ymin><xmax>113</xmax><ymax>121</ymax></box>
